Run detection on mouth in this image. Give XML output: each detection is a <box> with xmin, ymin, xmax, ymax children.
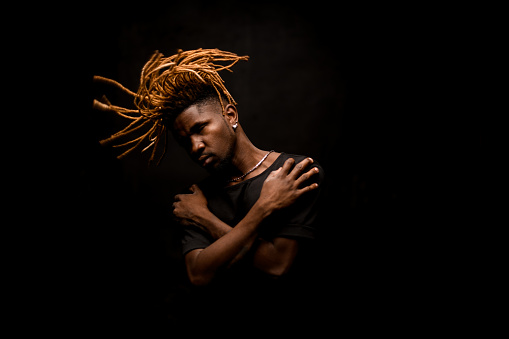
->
<box><xmin>198</xmin><ymin>154</ymin><xmax>213</xmax><ymax>167</ymax></box>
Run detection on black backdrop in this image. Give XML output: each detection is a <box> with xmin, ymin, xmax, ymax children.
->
<box><xmin>39</xmin><ymin>1</ymin><xmax>485</xmax><ymax>336</ymax></box>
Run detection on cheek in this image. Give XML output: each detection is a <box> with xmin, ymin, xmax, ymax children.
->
<box><xmin>206</xmin><ymin>123</ymin><xmax>234</xmax><ymax>153</ymax></box>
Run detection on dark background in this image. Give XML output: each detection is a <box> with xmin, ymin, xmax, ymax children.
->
<box><xmin>34</xmin><ymin>1</ymin><xmax>485</xmax><ymax>336</ymax></box>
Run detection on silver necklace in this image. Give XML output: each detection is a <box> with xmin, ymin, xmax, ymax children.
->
<box><xmin>228</xmin><ymin>150</ymin><xmax>274</xmax><ymax>182</ymax></box>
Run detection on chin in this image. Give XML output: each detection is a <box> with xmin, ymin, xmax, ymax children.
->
<box><xmin>207</xmin><ymin>157</ymin><xmax>230</xmax><ymax>174</ymax></box>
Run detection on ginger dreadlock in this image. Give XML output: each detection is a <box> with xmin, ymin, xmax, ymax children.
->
<box><xmin>93</xmin><ymin>48</ymin><xmax>249</xmax><ymax>164</ymax></box>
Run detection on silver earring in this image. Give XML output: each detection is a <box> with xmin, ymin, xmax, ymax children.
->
<box><xmin>232</xmin><ymin>122</ymin><xmax>238</xmax><ymax>131</ymax></box>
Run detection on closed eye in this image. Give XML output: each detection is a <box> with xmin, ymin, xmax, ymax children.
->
<box><xmin>191</xmin><ymin>122</ymin><xmax>207</xmax><ymax>135</ymax></box>
<box><xmin>173</xmin><ymin>120</ymin><xmax>208</xmax><ymax>149</ymax></box>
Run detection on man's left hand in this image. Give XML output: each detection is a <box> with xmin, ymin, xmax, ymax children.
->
<box><xmin>173</xmin><ymin>184</ymin><xmax>209</xmax><ymax>227</ymax></box>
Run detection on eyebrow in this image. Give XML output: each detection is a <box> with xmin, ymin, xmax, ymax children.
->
<box><xmin>174</xmin><ymin>119</ymin><xmax>208</xmax><ymax>144</ymax></box>
<box><xmin>189</xmin><ymin>120</ymin><xmax>208</xmax><ymax>134</ymax></box>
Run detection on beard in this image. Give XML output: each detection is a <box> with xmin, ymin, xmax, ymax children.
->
<box><xmin>209</xmin><ymin>145</ymin><xmax>235</xmax><ymax>174</ymax></box>
<box><xmin>202</xmin><ymin>134</ymin><xmax>236</xmax><ymax>176</ymax></box>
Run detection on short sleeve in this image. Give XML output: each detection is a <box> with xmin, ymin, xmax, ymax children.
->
<box><xmin>181</xmin><ymin>225</ymin><xmax>213</xmax><ymax>255</ymax></box>
<box><xmin>260</xmin><ymin>161</ymin><xmax>325</xmax><ymax>241</ymax></box>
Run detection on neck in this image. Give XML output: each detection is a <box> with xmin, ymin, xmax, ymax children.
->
<box><xmin>230</xmin><ymin>130</ymin><xmax>265</xmax><ymax>175</ymax></box>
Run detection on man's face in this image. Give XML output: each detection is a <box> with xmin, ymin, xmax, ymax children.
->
<box><xmin>172</xmin><ymin>101</ymin><xmax>236</xmax><ymax>173</ymax></box>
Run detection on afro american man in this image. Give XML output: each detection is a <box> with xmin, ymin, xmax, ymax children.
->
<box><xmin>94</xmin><ymin>49</ymin><xmax>324</xmax><ymax>291</ymax></box>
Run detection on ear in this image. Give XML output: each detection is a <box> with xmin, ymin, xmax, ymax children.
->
<box><xmin>223</xmin><ymin>104</ymin><xmax>238</xmax><ymax>127</ymax></box>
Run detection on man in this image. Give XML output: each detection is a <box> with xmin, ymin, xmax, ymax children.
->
<box><xmin>94</xmin><ymin>49</ymin><xmax>324</xmax><ymax>324</ymax></box>
<box><xmin>172</xmin><ymin>92</ymin><xmax>323</xmax><ymax>286</ymax></box>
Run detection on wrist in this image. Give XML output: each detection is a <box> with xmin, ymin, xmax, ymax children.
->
<box><xmin>252</xmin><ymin>198</ymin><xmax>274</xmax><ymax>220</ymax></box>
<box><xmin>196</xmin><ymin>209</ymin><xmax>231</xmax><ymax>239</ymax></box>
<box><xmin>195</xmin><ymin>207</ymin><xmax>214</xmax><ymax>224</ymax></box>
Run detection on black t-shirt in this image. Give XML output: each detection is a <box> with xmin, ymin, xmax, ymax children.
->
<box><xmin>178</xmin><ymin>153</ymin><xmax>325</xmax><ymax>330</ymax></box>
<box><xmin>181</xmin><ymin>152</ymin><xmax>324</xmax><ymax>255</ymax></box>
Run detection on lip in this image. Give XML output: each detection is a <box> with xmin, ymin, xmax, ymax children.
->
<box><xmin>198</xmin><ymin>155</ymin><xmax>213</xmax><ymax>167</ymax></box>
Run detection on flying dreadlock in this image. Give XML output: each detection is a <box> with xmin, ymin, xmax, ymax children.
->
<box><xmin>93</xmin><ymin>48</ymin><xmax>249</xmax><ymax>164</ymax></box>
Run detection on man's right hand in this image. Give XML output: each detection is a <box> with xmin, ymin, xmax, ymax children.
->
<box><xmin>257</xmin><ymin>157</ymin><xmax>319</xmax><ymax>213</ymax></box>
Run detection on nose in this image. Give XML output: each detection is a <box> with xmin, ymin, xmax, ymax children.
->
<box><xmin>190</xmin><ymin>136</ymin><xmax>205</xmax><ymax>156</ymax></box>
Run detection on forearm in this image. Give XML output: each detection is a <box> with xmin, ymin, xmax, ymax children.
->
<box><xmin>183</xmin><ymin>156</ymin><xmax>320</xmax><ymax>285</ymax></box>
<box><xmin>186</xmin><ymin>201</ymin><xmax>272</xmax><ymax>284</ymax></box>
<box><xmin>193</xmin><ymin>208</ymin><xmax>232</xmax><ymax>240</ymax></box>
<box><xmin>252</xmin><ymin>237</ymin><xmax>299</xmax><ymax>277</ymax></box>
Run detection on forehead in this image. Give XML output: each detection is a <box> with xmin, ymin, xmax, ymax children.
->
<box><xmin>172</xmin><ymin>102</ymin><xmax>221</xmax><ymax>134</ymax></box>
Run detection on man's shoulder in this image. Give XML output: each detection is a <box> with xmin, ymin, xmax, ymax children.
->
<box><xmin>274</xmin><ymin>152</ymin><xmax>308</xmax><ymax>164</ymax></box>
<box><xmin>279</xmin><ymin>152</ymin><xmax>305</xmax><ymax>160</ymax></box>
<box><xmin>278</xmin><ymin>153</ymin><xmax>323</xmax><ymax>170</ymax></box>
<box><xmin>279</xmin><ymin>152</ymin><xmax>325</xmax><ymax>185</ymax></box>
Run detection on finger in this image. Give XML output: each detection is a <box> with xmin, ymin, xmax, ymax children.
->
<box><xmin>297</xmin><ymin>182</ymin><xmax>319</xmax><ymax>196</ymax></box>
<box><xmin>295</xmin><ymin>166</ymin><xmax>320</xmax><ymax>187</ymax></box>
<box><xmin>194</xmin><ymin>184</ymin><xmax>203</xmax><ymax>194</ymax></box>
<box><xmin>172</xmin><ymin>201</ymin><xmax>179</xmax><ymax>214</ymax></box>
<box><xmin>270</xmin><ymin>167</ymin><xmax>282</xmax><ymax>177</ymax></box>
<box><xmin>289</xmin><ymin>157</ymin><xmax>313</xmax><ymax>179</ymax></box>
<box><xmin>281</xmin><ymin>158</ymin><xmax>295</xmax><ymax>175</ymax></box>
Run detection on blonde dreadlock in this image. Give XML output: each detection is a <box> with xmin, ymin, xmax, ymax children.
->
<box><xmin>93</xmin><ymin>48</ymin><xmax>249</xmax><ymax>164</ymax></box>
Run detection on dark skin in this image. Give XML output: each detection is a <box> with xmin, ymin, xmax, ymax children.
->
<box><xmin>172</xmin><ymin>99</ymin><xmax>319</xmax><ymax>286</ymax></box>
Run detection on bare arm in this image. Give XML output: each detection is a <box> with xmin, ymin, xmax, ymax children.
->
<box><xmin>173</xmin><ymin>157</ymin><xmax>319</xmax><ymax>285</ymax></box>
<box><xmin>183</xmin><ymin>201</ymin><xmax>269</xmax><ymax>286</ymax></box>
<box><xmin>182</xmin><ymin>204</ymin><xmax>299</xmax><ymax>279</ymax></box>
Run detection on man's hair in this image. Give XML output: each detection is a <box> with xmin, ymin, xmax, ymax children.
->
<box><xmin>93</xmin><ymin>48</ymin><xmax>249</xmax><ymax>164</ymax></box>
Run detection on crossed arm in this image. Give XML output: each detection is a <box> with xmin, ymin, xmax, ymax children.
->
<box><xmin>173</xmin><ymin>157</ymin><xmax>319</xmax><ymax>286</ymax></box>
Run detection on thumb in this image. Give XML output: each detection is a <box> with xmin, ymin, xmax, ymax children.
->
<box><xmin>189</xmin><ymin>184</ymin><xmax>201</xmax><ymax>194</ymax></box>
